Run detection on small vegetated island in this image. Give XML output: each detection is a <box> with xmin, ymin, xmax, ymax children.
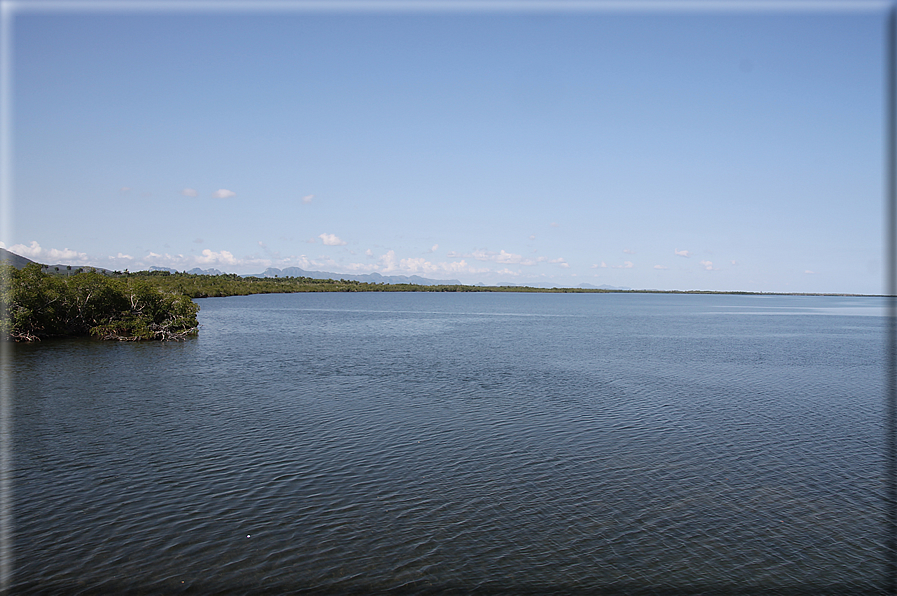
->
<box><xmin>1</xmin><ymin>263</ymin><xmax>201</xmax><ymax>342</ymax></box>
<box><xmin>1</xmin><ymin>261</ymin><xmax>855</xmax><ymax>342</ymax></box>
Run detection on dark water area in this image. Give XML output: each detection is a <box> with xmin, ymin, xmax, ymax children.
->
<box><xmin>7</xmin><ymin>292</ymin><xmax>889</xmax><ymax>594</ymax></box>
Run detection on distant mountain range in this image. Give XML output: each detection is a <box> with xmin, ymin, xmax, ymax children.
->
<box><xmin>149</xmin><ymin>266</ymin><xmax>226</xmax><ymax>276</ymax></box>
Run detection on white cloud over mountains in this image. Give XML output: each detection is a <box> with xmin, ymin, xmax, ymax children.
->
<box><xmin>446</xmin><ymin>249</ymin><xmax>567</xmax><ymax>267</ymax></box>
<box><xmin>2</xmin><ymin>240</ymin><xmax>490</xmax><ymax>279</ymax></box>
<box><xmin>130</xmin><ymin>247</ymin><xmax>492</xmax><ymax>278</ymax></box>
<box><xmin>344</xmin><ymin>250</ymin><xmax>487</xmax><ymax>276</ymax></box>
<box><xmin>197</xmin><ymin>249</ymin><xmax>239</xmax><ymax>266</ymax></box>
<box><xmin>1</xmin><ymin>238</ymin><xmax>734</xmax><ymax>286</ymax></box>
<box><xmin>139</xmin><ymin>249</ymin><xmax>274</xmax><ymax>272</ymax></box>
<box><xmin>4</xmin><ymin>240</ymin><xmax>89</xmax><ymax>263</ymax></box>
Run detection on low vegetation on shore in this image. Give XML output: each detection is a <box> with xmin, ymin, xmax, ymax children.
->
<box><xmin>122</xmin><ymin>269</ymin><xmax>622</xmax><ymax>298</ymax></box>
<box><xmin>1</xmin><ymin>263</ymin><xmax>862</xmax><ymax>342</ymax></box>
<box><xmin>1</xmin><ymin>264</ymin><xmax>199</xmax><ymax>342</ymax></box>
<box><xmin>114</xmin><ymin>270</ymin><xmax>837</xmax><ymax>298</ymax></box>
<box><xmin>3</xmin><ymin>265</ymin><xmax>613</xmax><ymax>342</ymax></box>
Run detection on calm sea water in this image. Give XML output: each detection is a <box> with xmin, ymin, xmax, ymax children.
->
<box><xmin>8</xmin><ymin>292</ymin><xmax>889</xmax><ymax>594</ymax></box>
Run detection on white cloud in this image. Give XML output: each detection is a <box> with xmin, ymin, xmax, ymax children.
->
<box><xmin>451</xmin><ymin>249</ymin><xmax>565</xmax><ymax>267</ymax></box>
<box><xmin>731</xmin><ymin>260</ymin><xmax>737</xmax><ymax>265</ymax></box>
<box><xmin>111</xmin><ymin>253</ymin><xmax>133</xmax><ymax>260</ymax></box>
<box><xmin>302</xmin><ymin>194</ymin><xmax>314</xmax><ymax>204</ymax></box>
<box><xmin>675</xmin><ymin>249</ymin><xmax>690</xmax><ymax>258</ymax></box>
<box><xmin>314</xmin><ymin>255</ymin><xmax>340</xmax><ymax>268</ymax></box>
<box><xmin>654</xmin><ymin>264</ymin><xmax>668</xmax><ymax>270</ymax></box>
<box><xmin>212</xmin><ymin>189</ymin><xmax>236</xmax><ymax>199</ymax></box>
<box><xmin>8</xmin><ymin>241</ymin><xmax>89</xmax><ymax>263</ymax></box>
<box><xmin>398</xmin><ymin>257</ymin><xmax>432</xmax><ymax>273</ymax></box>
<box><xmin>430</xmin><ymin>244</ymin><xmax>439</xmax><ymax>253</ymax></box>
<box><xmin>494</xmin><ymin>250</ymin><xmax>528</xmax><ymax>264</ymax></box>
<box><xmin>181</xmin><ymin>188</ymin><xmax>198</xmax><ymax>197</ymax></box>
<box><xmin>612</xmin><ymin>261</ymin><xmax>634</xmax><ymax>269</ymax></box>
<box><xmin>344</xmin><ymin>262</ymin><xmax>376</xmax><ymax>272</ymax></box>
<box><xmin>700</xmin><ymin>260</ymin><xmax>714</xmax><ymax>270</ymax></box>
<box><xmin>623</xmin><ymin>249</ymin><xmax>635</xmax><ymax>254</ymax></box>
<box><xmin>550</xmin><ymin>222</ymin><xmax>559</xmax><ymax>228</ymax></box>
<box><xmin>134</xmin><ymin>248</ymin><xmax>304</xmax><ymax>273</ymax></box>
<box><xmin>345</xmin><ymin>250</ymin><xmax>488</xmax><ymax>276</ymax></box>
<box><xmin>405</xmin><ymin>257</ymin><xmax>486</xmax><ymax>275</ymax></box>
<box><xmin>319</xmin><ymin>233</ymin><xmax>347</xmax><ymax>246</ymax></box>
<box><xmin>197</xmin><ymin>249</ymin><xmax>239</xmax><ymax>265</ymax></box>
<box><xmin>10</xmin><ymin>240</ymin><xmax>43</xmax><ymax>258</ymax></box>
<box><xmin>805</xmin><ymin>270</ymin><xmax>815</xmax><ymax>274</ymax></box>
<box><xmin>365</xmin><ymin>249</ymin><xmax>374</xmax><ymax>257</ymax></box>
<box><xmin>135</xmin><ymin>252</ymin><xmax>189</xmax><ymax>271</ymax></box>
<box><xmin>379</xmin><ymin>250</ymin><xmax>398</xmax><ymax>272</ymax></box>
<box><xmin>529</xmin><ymin>235</ymin><xmax>536</xmax><ymax>240</ymax></box>
<box><xmin>548</xmin><ymin>257</ymin><xmax>569</xmax><ymax>268</ymax></box>
<box><xmin>283</xmin><ymin>255</ymin><xmax>314</xmax><ymax>269</ymax></box>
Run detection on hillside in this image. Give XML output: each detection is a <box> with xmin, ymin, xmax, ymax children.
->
<box><xmin>0</xmin><ymin>247</ymin><xmax>34</xmax><ymax>269</ymax></box>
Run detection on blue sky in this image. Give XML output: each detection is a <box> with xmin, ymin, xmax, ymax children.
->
<box><xmin>0</xmin><ymin>1</ymin><xmax>888</xmax><ymax>293</ymax></box>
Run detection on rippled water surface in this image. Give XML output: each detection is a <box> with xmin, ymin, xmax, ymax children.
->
<box><xmin>9</xmin><ymin>293</ymin><xmax>888</xmax><ymax>593</ymax></box>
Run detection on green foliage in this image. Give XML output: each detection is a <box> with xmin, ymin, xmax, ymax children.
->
<box><xmin>114</xmin><ymin>271</ymin><xmax>625</xmax><ymax>298</ymax></box>
<box><xmin>2</xmin><ymin>263</ymin><xmax>199</xmax><ymax>342</ymax></box>
<box><xmin>2</xmin><ymin>263</ymin><xmax>843</xmax><ymax>342</ymax></box>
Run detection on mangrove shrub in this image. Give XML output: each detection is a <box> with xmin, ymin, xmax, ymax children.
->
<box><xmin>1</xmin><ymin>263</ymin><xmax>199</xmax><ymax>341</ymax></box>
